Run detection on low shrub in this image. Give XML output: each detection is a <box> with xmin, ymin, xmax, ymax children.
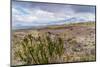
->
<box><xmin>14</xmin><ymin>32</ymin><xmax>64</xmax><ymax>65</ymax></box>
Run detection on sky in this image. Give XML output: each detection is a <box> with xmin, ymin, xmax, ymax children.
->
<box><xmin>12</xmin><ymin>0</ymin><xmax>96</xmax><ymax>29</ymax></box>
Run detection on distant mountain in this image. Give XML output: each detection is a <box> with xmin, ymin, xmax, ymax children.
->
<box><xmin>66</xmin><ymin>17</ymin><xmax>86</xmax><ymax>22</ymax></box>
<box><xmin>13</xmin><ymin>17</ymin><xmax>95</xmax><ymax>30</ymax></box>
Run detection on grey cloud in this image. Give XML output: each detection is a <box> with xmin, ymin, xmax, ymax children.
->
<box><xmin>70</xmin><ymin>5</ymin><xmax>96</xmax><ymax>13</ymax></box>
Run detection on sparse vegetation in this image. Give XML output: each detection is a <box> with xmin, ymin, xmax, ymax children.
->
<box><xmin>13</xmin><ymin>32</ymin><xmax>64</xmax><ymax>65</ymax></box>
<box><xmin>12</xmin><ymin>22</ymin><xmax>96</xmax><ymax>66</ymax></box>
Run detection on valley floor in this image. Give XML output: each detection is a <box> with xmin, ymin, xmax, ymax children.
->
<box><xmin>11</xmin><ymin>22</ymin><xmax>96</xmax><ymax>66</ymax></box>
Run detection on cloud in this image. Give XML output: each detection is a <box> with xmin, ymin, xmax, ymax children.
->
<box><xmin>70</xmin><ymin>5</ymin><xmax>95</xmax><ymax>13</ymax></box>
<box><xmin>12</xmin><ymin>1</ymin><xmax>95</xmax><ymax>29</ymax></box>
<box><xmin>12</xmin><ymin>6</ymin><xmax>67</xmax><ymax>27</ymax></box>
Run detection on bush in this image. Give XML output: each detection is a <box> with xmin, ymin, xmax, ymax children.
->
<box><xmin>14</xmin><ymin>32</ymin><xmax>64</xmax><ymax>65</ymax></box>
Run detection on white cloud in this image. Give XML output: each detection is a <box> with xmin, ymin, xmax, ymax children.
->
<box><xmin>14</xmin><ymin>15</ymin><xmax>38</xmax><ymax>22</ymax></box>
<box><xmin>12</xmin><ymin>6</ymin><xmax>95</xmax><ymax>28</ymax></box>
<box><xmin>12</xmin><ymin>7</ymin><xmax>67</xmax><ymax>26</ymax></box>
<box><xmin>28</xmin><ymin>8</ymin><xmax>67</xmax><ymax>22</ymax></box>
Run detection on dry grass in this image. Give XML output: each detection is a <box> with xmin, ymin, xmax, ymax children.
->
<box><xmin>11</xmin><ymin>22</ymin><xmax>96</xmax><ymax>66</ymax></box>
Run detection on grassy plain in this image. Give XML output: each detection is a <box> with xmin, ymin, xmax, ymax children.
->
<box><xmin>11</xmin><ymin>22</ymin><xmax>96</xmax><ymax>66</ymax></box>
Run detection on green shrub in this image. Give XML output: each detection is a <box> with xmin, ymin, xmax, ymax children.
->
<box><xmin>14</xmin><ymin>32</ymin><xmax>64</xmax><ymax>65</ymax></box>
